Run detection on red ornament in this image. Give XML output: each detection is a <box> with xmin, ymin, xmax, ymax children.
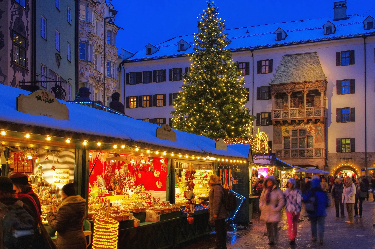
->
<box><xmin>187</xmin><ymin>216</ymin><xmax>194</xmax><ymax>225</ymax></box>
<box><xmin>51</xmin><ymin>165</ymin><xmax>56</xmax><ymax>171</ymax></box>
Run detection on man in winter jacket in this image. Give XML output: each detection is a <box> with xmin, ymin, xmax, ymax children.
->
<box><xmin>303</xmin><ymin>178</ymin><xmax>329</xmax><ymax>245</ymax></box>
<box><xmin>209</xmin><ymin>175</ymin><xmax>228</xmax><ymax>249</ymax></box>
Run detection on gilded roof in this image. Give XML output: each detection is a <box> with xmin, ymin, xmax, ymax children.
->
<box><xmin>270</xmin><ymin>52</ymin><xmax>326</xmax><ymax>85</ymax></box>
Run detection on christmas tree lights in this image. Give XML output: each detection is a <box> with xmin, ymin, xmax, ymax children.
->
<box><xmin>171</xmin><ymin>0</ymin><xmax>253</xmax><ymax>139</ymax></box>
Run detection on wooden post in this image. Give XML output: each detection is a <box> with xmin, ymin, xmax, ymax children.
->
<box><xmin>1</xmin><ymin>148</ymin><xmax>10</xmax><ymax>176</ymax></box>
<box><xmin>75</xmin><ymin>148</ymin><xmax>89</xmax><ymax>217</ymax></box>
<box><xmin>166</xmin><ymin>158</ymin><xmax>175</xmax><ymax>204</ymax></box>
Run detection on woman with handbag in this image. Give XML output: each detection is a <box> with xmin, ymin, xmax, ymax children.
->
<box><xmin>47</xmin><ymin>183</ymin><xmax>86</xmax><ymax>249</ymax></box>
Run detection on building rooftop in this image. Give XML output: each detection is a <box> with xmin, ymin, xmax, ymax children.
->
<box><xmin>270</xmin><ymin>52</ymin><xmax>326</xmax><ymax>84</ymax></box>
<box><xmin>125</xmin><ymin>14</ymin><xmax>375</xmax><ymax>62</ymax></box>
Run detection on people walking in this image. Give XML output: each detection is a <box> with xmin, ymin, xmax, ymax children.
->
<box><xmin>208</xmin><ymin>175</ymin><xmax>228</xmax><ymax>249</ymax></box>
<box><xmin>259</xmin><ymin>176</ymin><xmax>285</xmax><ymax>246</ymax></box>
<box><xmin>362</xmin><ymin>177</ymin><xmax>370</xmax><ymax>201</ymax></box>
<box><xmin>47</xmin><ymin>183</ymin><xmax>87</xmax><ymax>249</ymax></box>
<box><xmin>303</xmin><ymin>178</ymin><xmax>329</xmax><ymax>245</ymax></box>
<box><xmin>328</xmin><ymin>175</ymin><xmax>334</xmax><ymax>193</ymax></box>
<box><xmin>284</xmin><ymin>178</ymin><xmax>302</xmax><ymax>246</ymax></box>
<box><xmin>332</xmin><ymin>178</ymin><xmax>345</xmax><ymax>218</ymax></box>
<box><xmin>343</xmin><ymin>176</ymin><xmax>356</xmax><ymax>224</ymax></box>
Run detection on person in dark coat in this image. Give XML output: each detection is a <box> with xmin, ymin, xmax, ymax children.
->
<box><xmin>332</xmin><ymin>178</ymin><xmax>345</xmax><ymax>217</ymax></box>
<box><xmin>0</xmin><ymin>177</ymin><xmax>35</xmax><ymax>249</ymax></box>
<box><xmin>209</xmin><ymin>175</ymin><xmax>228</xmax><ymax>249</ymax></box>
<box><xmin>9</xmin><ymin>173</ymin><xmax>41</xmax><ymax>221</ymax></box>
<box><xmin>109</xmin><ymin>92</ymin><xmax>125</xmax><ymax>114</ymax></box>
<box><xmin>303</xmin><ymin>178</ymin><xmax>329</xmax><ymax>246</ymax></box>
<box><xmin>362</xmin><ymin>177</ymin><xmax>369</xmax><ymax>201</ymax></box>
<box><xmin>47</xmin><ymin>183</ymin><xmax>87</xmax><ymax>249</ymax></box>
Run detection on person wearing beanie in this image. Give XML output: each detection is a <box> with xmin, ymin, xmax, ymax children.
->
<box><xmin>303</xmin><ymin>178</ymin><xmax>329</xmax><ymax>245</ymax></box>
<box><xmin>9</xmin><ymin>173</ymin><xmax>41</xmax><ymax>221</ymax></box>
<box><xmin>284</xmin><ymin>178</ymin><xmax>302</xmax><ymax>245</ymax></box>
<box><xmin>259</xmin><ymin>175</ymin><xmax>285</xmax><ymax>246</ymax></box>
<box><xmin>47</xmin><ymin>183</ymin><xmax>87</xmax><ymax>249</ymax></box>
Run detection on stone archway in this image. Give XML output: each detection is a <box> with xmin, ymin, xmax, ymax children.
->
<box><xmin>333</xmin><ymin>165</ymin><xmax>359</xmax><ymax>177</ymax></box>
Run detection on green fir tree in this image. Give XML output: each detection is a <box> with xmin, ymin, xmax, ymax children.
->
<box><xmin>171</xmin><ymin>0</ymin><xmax>253</xmax><ymax>139</ymax></box>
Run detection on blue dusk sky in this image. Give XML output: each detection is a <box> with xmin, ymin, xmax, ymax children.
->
<box><xmin>111</xmin><ymin>0</ymin><xmax>375</xmax><ymax>54</ymax></box>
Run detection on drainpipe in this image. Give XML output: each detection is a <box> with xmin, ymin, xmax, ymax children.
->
<box><xmin>31</xmin><ymin>0</ymin><xmax>36</xmax><ymax>83</ymax></box>
<box><xmin>251</xmin><ymin>50</ymin><xmax>255</xmax><ymax>135</ymax></box>
<box><xmin>363</xmin><ymin>35</ymin><xmax>367</xmax><ymax>175</ymax></box>
<box><xmin>75</xmin><ymin>0</ymin><xmax>79</xmax><ymax>95</ymax></box>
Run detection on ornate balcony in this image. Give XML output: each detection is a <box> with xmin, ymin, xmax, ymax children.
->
<box><xmin>272</xmin><ymin>107</ymin><xmax>325</xmax><ymax>122</ymax></box>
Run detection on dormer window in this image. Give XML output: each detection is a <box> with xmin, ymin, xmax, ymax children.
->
<box><xmin>364</xmin><ymin>16</ymin><xmax>375</xmax><ymax>30</ymax></box>
<box><xmin>145</xmin><ymin>43</ymin><xmax>159</xmax><ymax>55</ymax></box>
<box><xmin>323</xmin><ymin>21</ymin><xmax>336</xmax><ymax>35</ymax></box>
<box><xmin>177</xmin><ymin>39</ymin><xmax>191</xmax><ymax>52</ymax></box>
<box><xmin>274</xmin><ymin>28</ymin><xmax>287</xmax><ymax>41</ymax></box>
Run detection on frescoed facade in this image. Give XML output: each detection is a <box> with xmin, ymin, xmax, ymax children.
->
<box><xmin>78</xmin><ymin>0</ymin><xmax>120</xmax><ymax>105</ymax></box>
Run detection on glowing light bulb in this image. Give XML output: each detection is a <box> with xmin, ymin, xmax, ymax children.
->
<box><xmin>163</xmin><ymin>151</ymin><xmax>166</xmax><ymax>155</ymax></box>
<box><xmin>46</xmin><ymin>136</ymin><xmax>51</xmax><ymax>141</ymax></box>
<box><xmin>121</xmin><ymin>145</ymin><xmax>125</xmax><ymax>149</ymax></box>
<box><xmin>25</xmin><ymin>133</ymin><xmax>30</xmax><ymax>138</ymax></box>
<box><xmin>65</xmin><ymin>138</ymin><xmax>71</xmax><ymax>143</ymax></box>
<box><xmin>155</xmin><ymin>151</ymin><xmax>159</xmax><ymax>155</ymax></box>
<box><xmin>97</xmin><ymin>142</ymin><xmax>101</xmax><ymax>146</ymax></box>
<box><xmin>0</xmin><ymin>131</ymin><xmax>5</xmax><ymax>136</ymax></box>
<box><xmin>135</xmin><ymin>147</ymin><xmax>139</xmax><ymax>151</ymax></box>
<box><xmin>113</xmin><ymin>144</ymin><xmax>117</xmax><ymax>149</ymax></box>
<box><xmin>83</xmin><ymin>140</ymin><xmax>88</xmax><ymax>146</ymax></box>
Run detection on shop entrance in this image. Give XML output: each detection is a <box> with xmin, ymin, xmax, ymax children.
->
<box><xmin>334</xmin><ymin>166</ymin><xmax>358</xmax><ymax>178</ymax></box>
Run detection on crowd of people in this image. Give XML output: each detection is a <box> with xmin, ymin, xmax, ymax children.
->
<box><xmin>0</xmin><ymin>173</ymin><xmax>87</xmax><ymax>249</ymax></box>
<box><xmin>253</xmin><ymin>174</ymin><xmax>374</xmax><ymax>247</ymax></box>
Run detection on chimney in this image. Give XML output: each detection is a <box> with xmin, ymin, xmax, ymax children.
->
<box><xmin>333</xmin><ymin>1</ymin><xmax>348</xmax><ymax>21</ymax></box>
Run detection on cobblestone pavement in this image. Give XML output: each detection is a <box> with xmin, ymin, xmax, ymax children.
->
<box><xmin>182</xmin><ymin>196</ymin><xmax>375</xmax><ymax>249</ymax></box>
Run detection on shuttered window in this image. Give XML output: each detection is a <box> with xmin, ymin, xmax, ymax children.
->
<box><xmin>257</xmin><ymin>86</ymin><xmax>271</xmax><ymax>100</ymax></box>
<box><xmin>336</xmin><ymin>50</ymin><xmax>355</xmax><ymax>66</ymax></box>
<box><xmin>336</xmin><ymin>108</ymin><xmax>355</xmax><ymax>122</ymax></box>
<box><xmin>336</xmin><ymin>79</ymin><xmax>355</xmax><ymax>95</ymax></box>
<box><xmin>337</xmin><ymin>138</ymin><xmax>355</xmax><ymax>153</ymax></box>
<box><xmin>256</xmin><ymin>112</ymin><xmax>272</xmax><ymax>126</ymax></box>
<box><xmin>257</xmin><ymin>59</ymin><xmax>273</xmax><ymax>74</ymax></box>
<box><xmin>237</xmin><ymin>62</ymin><xmax>249</xmax><ymax>76</ymax></box>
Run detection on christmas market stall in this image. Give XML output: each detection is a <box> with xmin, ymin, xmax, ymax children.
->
<box><xmin>0</xmin><ymin>84</ymin><xmax>250</xmax><ymax>249</ymax></box>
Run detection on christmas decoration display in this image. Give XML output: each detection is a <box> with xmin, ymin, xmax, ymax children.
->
<box><xmin>172</xmin><ymin>0</ymin><xmax>253</xmax><ymax>139</ymax></box>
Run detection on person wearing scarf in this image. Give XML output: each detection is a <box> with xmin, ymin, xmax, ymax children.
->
<box><xmin>259</xmin><ymin>176</ymin><xmax>285</xmax><ymax>246</ymax></box>
<box><xmin>47</xmin><ymin>183</ymin><xmax>87</xmax><ymax>249</ymax></box>
<box><xmin>9</xmin><ymin>173</ymin><xmax>42</xmax><ymax>222</ymax></box>
<box><xmin>342</xmin><ymin>176</ymin><xmax>356</xmax><ymax>223</ymax></box>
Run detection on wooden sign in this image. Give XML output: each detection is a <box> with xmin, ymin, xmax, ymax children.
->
<box><xmin>215</xmin><ymin>138</ymin><xmax>227</xmax><ymax>151</ymax></box>
<box><xmin>17</xmin><ymin>90</ymin><xmax>69</xmax><ymax>120</ymax></box>
<box><xmin>156</xmin><ymin>124</ymin><xmax>176</xmax><ymax>142</ymax></box>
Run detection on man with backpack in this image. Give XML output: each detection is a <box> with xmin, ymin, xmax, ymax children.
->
<box><xmin>303</xmin><ymin>178</ymin><xmax>330</xmax><ymax>246</ymax></box>
<box><xmin>209</xmin><ymin>175</ymin><xmax>228</xmax><ymax>249</ymax></box>
<box><xmin>0</xmin><ymin>176</ymin><xmax>36</xmax><ymax>249</ymax></box>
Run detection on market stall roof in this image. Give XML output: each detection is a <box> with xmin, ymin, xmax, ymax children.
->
<box><xmin>0</xmin><ymin>84</ymin><xmax>248</xmax><ymax>159</ymax></box>
<box><xmin>275</xmin><ymin>158</ymin><xmax>295</xmax><ymax>168</ymax></box>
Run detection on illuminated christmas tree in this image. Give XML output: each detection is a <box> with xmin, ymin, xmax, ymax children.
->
<box><xmin>171</xmin><ymin>0</ymin><xmax>253</xmax><ymax>139</ymax></box>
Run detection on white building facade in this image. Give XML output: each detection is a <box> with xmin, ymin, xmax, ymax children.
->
<box><xmin>121</xmin><ymin>2</ymin><xmax>375</xmax><ymax>175</ymax></box>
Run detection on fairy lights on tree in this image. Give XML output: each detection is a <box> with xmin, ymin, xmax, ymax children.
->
<box><xmin>171</xmin><ymin>0</ymin><xmax>253</xmax><ymax>139</ymax></box>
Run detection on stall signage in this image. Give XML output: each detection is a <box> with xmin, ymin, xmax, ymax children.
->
<box><xmin>156</xmin><ymin>124</ymin><xmax>176</xmax><ymax>142</ymax></box>
<box><xmin>17</xmin><ymin>90</ymin><xmax>69</xmax><ymax>120</ymax></box>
